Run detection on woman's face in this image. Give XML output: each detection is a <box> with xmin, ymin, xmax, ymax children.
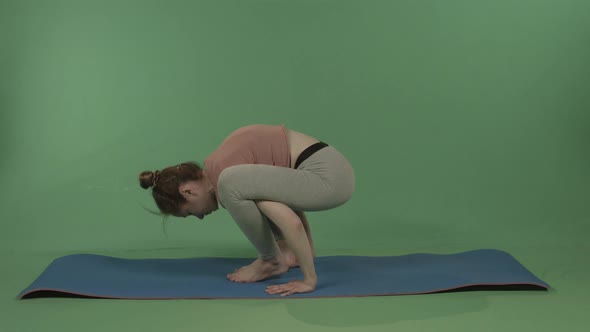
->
<box><xmin>177</xmin><ymin>178</ymin><xmax>218</xmax><ymax>220</ymax></box>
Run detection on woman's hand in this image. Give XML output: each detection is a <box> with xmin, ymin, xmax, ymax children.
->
<box><xmin>265</xmin><ymin>279</ymin><xmax>317</xmax><ymax>297</ymax></box>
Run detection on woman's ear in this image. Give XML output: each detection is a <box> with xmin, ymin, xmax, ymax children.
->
<box><xmin>178</xmin><ymin>184</ymin><xmax>192</xmax><ymax>196</ymax></box>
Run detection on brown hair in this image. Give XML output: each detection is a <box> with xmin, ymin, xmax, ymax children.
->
<box><xmin>139</xmin><ymin>162</ymin><xmax>204</xmax><ymax>218</ymax></box>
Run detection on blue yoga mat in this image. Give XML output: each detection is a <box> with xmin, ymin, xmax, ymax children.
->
<box><xmin>18</xmin><ymin>249</ymin><xmax>549</xmax><ymax>299</ymax></box>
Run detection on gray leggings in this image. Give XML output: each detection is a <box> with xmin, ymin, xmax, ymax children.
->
<box><xmin>216</xmin><ymin>144</ymin><xmax>356</xmax><ymax>260</ymax></box>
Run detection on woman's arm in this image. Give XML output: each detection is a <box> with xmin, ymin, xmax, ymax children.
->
<box><xmin>295</xmin><ymin>211</ymin><xmax>315</xmax><ymax>257</ymax></box>
<box><xmin>256</xmin><ymin>200</ymin><xmax>318</xmax><ymax>286</ymax></box>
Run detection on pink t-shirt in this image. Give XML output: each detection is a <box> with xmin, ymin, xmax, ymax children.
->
<box><xmin>203</xmin><ymin>124</ymin><xmax>291</xmax><ymax>208</ymax></box>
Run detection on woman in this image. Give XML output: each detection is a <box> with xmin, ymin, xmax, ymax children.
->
<box><xmin>139</xmin><ymin>124</ymin><xmax>355</xmax><ymax>297</ymax></box>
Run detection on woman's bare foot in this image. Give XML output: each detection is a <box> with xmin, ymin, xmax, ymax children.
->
<box><xmin>227</xmin><ymin>256</ymin><xmax>289</xmax><ymax>283</ymax></box>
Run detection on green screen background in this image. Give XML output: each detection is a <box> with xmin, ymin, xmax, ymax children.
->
<box><xmin>1</xmin><ymin>0</ymin><xmax>588</xmax><ymax>331</ymax></box>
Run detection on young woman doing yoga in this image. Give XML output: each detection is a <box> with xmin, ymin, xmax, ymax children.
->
<box><xmin>139</xmin><ymin>124</ymin><xmax>355</xmax><ymax>296</ymax></box>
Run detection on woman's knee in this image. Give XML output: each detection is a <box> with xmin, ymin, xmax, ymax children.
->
<box><xmin>217</xmin><ymin>165</ymin><xmax>245</xmax><ymax>205</ymax></box>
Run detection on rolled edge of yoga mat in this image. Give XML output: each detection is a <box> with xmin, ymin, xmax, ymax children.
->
<box><xmin>19</xmin><ymin>282</ymin><xmax>550</xmax><ymax>300</ymax></box>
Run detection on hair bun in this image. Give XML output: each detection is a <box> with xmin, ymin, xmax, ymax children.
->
<box><xmin>139</xmin><ymin>170</ymin><xmax>158</xmax><ymax>189</ymax></box>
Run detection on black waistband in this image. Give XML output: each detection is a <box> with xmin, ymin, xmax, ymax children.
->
<box><xmin>295</xmin><ymin>141</ymin><xmax>329</xmax><ymax>169</ymax></box>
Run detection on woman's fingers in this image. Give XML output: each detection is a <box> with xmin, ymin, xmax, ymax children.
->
<box><xmin>266</xmin><ymin>286</ymin><xmax>288</xmax><ymax>294</ymax></box>
<box><xmin>266</xmin><ymin>280</ymin><xmax>300</xmax><ymax>295</ymax></box>
<box><xmin>266</xmin><ymin>280</ymin><xmax>295</xmax><ymax>291</ymax></box>
<box><xmin>266</xmin><ymin>285</ymin><xmax>289</xmax><ymax>293</ymax></box>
